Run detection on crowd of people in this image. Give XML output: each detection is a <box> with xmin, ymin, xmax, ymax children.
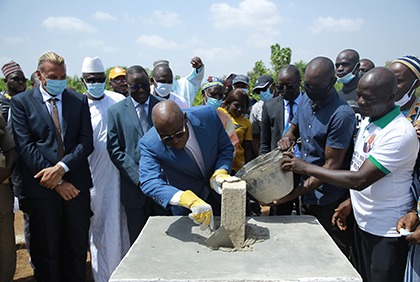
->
<box><xmin>0</xmin><ymin>50</ymin><xmax>419</xmax><ymax>282</ymax></box>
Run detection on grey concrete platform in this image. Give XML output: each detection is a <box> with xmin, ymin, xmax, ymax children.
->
<box><xmin>110</xmin><ymin>215</ymin><xmax>362</xmax><ymax>282</ymax></box>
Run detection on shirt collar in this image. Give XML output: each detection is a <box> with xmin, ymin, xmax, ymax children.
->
<box><xmin>369</xmin><ymin>106</ymin><xmax>401</xmax><ymax>129</ymax></box>
<box><xmin>286</xmin><ymin>91</ymin><xmax>302</xmax><ymax>106</ymax></box>
<box><xmin>39</xmin><ymin>84</ymin><xmax>63</xmax><ymax>102</ymax></box>
<box><xmin>131</xmin><ymin>96</ymin><xmax>150</xmax><ymax>108</ymax></box>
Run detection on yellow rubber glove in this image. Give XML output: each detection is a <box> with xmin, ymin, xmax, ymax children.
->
<box><xmin>210</xmin><ymin>169</ymin><xmax>241</xmax><ymax>194</ymax></box>
<box><xmin>179</xmin><ymin>190</ymin><xmax>214</xmax><ymax>231</ymax></box>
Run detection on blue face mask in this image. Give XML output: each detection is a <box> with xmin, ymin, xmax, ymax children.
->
<box><xmin>337</xmin><ymin>64</ymin><xmax>357</xmax><ymax>85</ymax></box>
<box><xmin>44</xmin><ymin>79</ymin><xmax>66</xmax><ymax>96</ymax></box>
<box><xmin>206</xmin><ymin>97</ymin><xmax>222</xmax><ymax>109</ymax></box>
<box><xmin>259</xmin><ymin>89</ymin><xmax>273</xmax><ymax>101</ymax></box>
<box><xmin>86</xmin><ymin>82</ymin><xmax>105</xmax><ymax>99</ymax></box>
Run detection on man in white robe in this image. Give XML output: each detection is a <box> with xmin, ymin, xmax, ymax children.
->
<box><xmin>81</xmin><ymin>57</ymin><xmax>130</xmax><ymax>282</ymax></box>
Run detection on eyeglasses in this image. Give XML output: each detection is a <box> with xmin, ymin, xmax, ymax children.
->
<box><xmin>161</xmin><ymin>123</ymin><xmax>186</xmax><ymax>143</ymax></box>
<box><xmin>84</xmin><ymin>77</ymin><xmax>106</xmax><ymax>84</ymax></box>
<box><xmin>127</xmin><ymin>83</ymin><xmax>150</xmax><ymax>92</ymax></box>
<box><xmin>10</xmin><ymin>76</ymin><xmax>27</xmax><ymax>83</ymax></box>
<box><xmin>276</xmin><ymin>81</ymin><xmax>298</xmax><ymax>92</ymax></box>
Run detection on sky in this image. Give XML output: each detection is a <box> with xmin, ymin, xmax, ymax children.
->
<box><xmin>1</xmin><ymin>0</ymin><xmax>419</xmax><ymax>79</ymax></box>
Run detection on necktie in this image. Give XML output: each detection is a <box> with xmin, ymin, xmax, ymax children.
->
<box><xmin>49</xmin><ymin>98</ymin><xmax>65</xmax><ymax>159</ymax></box>
<box><xmin>185</xmin><ymin>146</ymin><xmax>201</xmax><ymax>175</ymax></box>
<box><xmin>288</xmin><ymin>101</ymin><xmax>295</xmax><ymax>123</ymax></box>
<box><xmin>138</xmin><ymin>104</ymin><xmax>149</xmax><ymax>134</ymax></box>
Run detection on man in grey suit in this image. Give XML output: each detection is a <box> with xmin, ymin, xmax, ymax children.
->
<box><xmin>107</xmin><ymin>65</ymin><xmax>164</xmax><ymax>245</ymax></box>
<box><xmin>260</xmin><ymin>64</ymin><xmax>302</xmax><ymax>215</ymax></box>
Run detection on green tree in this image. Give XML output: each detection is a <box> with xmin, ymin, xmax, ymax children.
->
<box><xmin>247</xmin><ymin>60</ymin><xmax>272</xmax><ymax>99</ymax></box>
<box><xmin>66</xmin><ymin>75</ymin><xmax>85</xmax><ymax>93</ymax></box>
<box><xmin>294</xmin><ymin>60</ymin><xmax>308</xmax><ymax>90</ymax></box>
<box><xmin>270</xmin><ymin>43</ymin><xmax>292</xmax><ymax>77</ymax></box>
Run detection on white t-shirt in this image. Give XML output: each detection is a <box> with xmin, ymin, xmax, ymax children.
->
<box><xmin>350</xmin><ymin>108</ymin><xmax>418</xmax><ymax>237</ymax></box>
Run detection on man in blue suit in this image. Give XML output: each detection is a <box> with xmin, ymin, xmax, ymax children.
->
<box><xmin>107</xmin><ymin>65</ymin><xmax>164</xmax><ymax>245</ymax></box>
<box><xmin>11</xmin><ymin>52</ymin><xmax>94</xmax><ymax>281</ymax></box>
<box><xmin>140</xmin><ymin>100</ymin><xmax>236</xmax><ymax>230</ymax></box>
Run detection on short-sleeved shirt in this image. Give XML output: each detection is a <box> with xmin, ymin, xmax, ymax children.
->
<box><xmin>350</xmin><ymin>107</ymin><xmax>418</xmax><ymax>237</ymax></box>
<box><xmin>219</xmin><ymin>107</ymin><xmax>252</xmax><ymax>171</ymax></box>
<box><xmin>293</xmin><ymin>90</ymin><xmax>356</xmax><ymax>205</ymax></box>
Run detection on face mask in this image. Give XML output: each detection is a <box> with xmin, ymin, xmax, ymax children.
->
<box><xmin>86</xmin><ymin>82</ymin><xmax>105</xmax><ymax>99</ymax></box>
<box><xmin>206</xmin><ymin>97</ymin><xmax>222</xmax><ymax>109</ymax></box>
<box><xmin>238</xmin><ymin>88</ymin><xmax>249</xmax><ymax>95</ymax></box>
<box><xmin>337</xmin><ymin>64</ymin><xmax>357</xmax><ymax>85</ymax></box>
<box><xmin>45</xmin><ymin>79</ymin><xmax>66</xmax><ymax>96</ymax></box>
<box><xmin>395</xmin><ymin>79</ymin><xmax>418</xmax><ymax>107</ymax></box>
<box><xmin>259</xmin><ymin>89</ymin><xmax>273</xmax><ymax>101</ymax></box>
<box><xmin>155</xmin><ymin>82</ymin><xmax>172</xmax><ymax>97</ymax></box>
<box><xmin>304</xmin><ymin>84</ymin><xmax>332</xmax><ymax>102</ymax></box>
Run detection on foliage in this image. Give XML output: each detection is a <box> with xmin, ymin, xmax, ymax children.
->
<box><xmin>270</xmin><ymin>43</ymin><xmax>292</xmax><ymax>77</ymax></box>
<box><xmin>66</xmin><ymin>75</ymin><xmax>85</xmax><ymax>93</ymax></box>
<box><xmin>247</xmin><ymin>60</ymin><xmax>272</xmax><ymax>100</ymax></box>
<box><xmin>246</xmin><ymin>43</ymin><xmax>293</xmax><ymax>100</ymax></box>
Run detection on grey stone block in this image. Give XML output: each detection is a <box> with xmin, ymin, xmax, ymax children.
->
<box><xmin>221</xmin><ymin>180</ymin><xmax>246</xmax><ymax>248</ymax></box>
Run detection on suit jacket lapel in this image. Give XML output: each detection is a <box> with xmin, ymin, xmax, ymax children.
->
<box><xmin>125</xmin><ymin>98</ymin><xmax>144</xmax><ymax>135</ymax></box>
<box><xmin>31</xmin><ymin>88</ymin><xmax>56</xmax><ymax>133</ymax></box>
<box><xmin>61</xmin><ymin>90</ymin><xmax>69</xmax><ymax>137</ymax></box>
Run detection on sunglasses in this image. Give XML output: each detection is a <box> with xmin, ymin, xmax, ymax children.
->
<box><xmin>276</xmin><ymin>82</ymin><xmax>298</xmax><ymax>92</ymax></box>
<box><xmin>161</xmin><ymin>123</ymin><xmax>186</xmax><ymax>143</ymax></box>
<box><xmin>127</xmin><ymin>83</ymin><xmax>149</xmax><ymax>92</ymax></box>
<box><xmin>84</xmin><ymin>77</ymin><xmax>106</xmax><ymax>84</ymax></box>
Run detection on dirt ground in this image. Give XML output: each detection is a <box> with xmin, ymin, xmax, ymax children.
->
<box><xmin>13</xmin><ymin>211</ymin><xmax>93</xmax><ymax>282</ymax></box>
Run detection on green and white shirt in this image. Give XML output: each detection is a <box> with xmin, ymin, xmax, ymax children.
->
<box><xmin>350</xmin><ymin>106</ymin><xmax>419</xmax><ymax>237</ymax></box>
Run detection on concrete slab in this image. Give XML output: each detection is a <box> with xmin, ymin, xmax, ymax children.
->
<box><xmin>110</xmin><ymin>215</ymin><xmax>362</xmax><ymax>282</ymax></box>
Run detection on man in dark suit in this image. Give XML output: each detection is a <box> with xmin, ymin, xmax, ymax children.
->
<box><xmin>260</xmin><ymin>65</ymin><xmax>302</xmax><ymax>215</ymax></box>
<box><xmin>11</xmin><ymin>52</ymin><xmax>94</xmax><ymax>281</ymax></box>
<box><xmin>139</xmin><ymin>101</ymin><xmax>235</xmax><ymax>230</ymax></box>
<box><xmin>107</xmin><ymin>65</ymin><xmax>163</xmax><ymax>245</ymax></box>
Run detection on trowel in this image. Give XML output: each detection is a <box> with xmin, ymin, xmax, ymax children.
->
<box><xmin>205</xmin><ymin>225</ymin><xmax>234</xmax><ymax>249</ymax></box>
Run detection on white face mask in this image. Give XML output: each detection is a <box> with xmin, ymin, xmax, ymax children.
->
<box><xmin>154</xmin><ymin>82</ymin><xmax>173</xmax><ymax>97</ymax></box>
<box><xmin>395</xmin><ymin>79</ymin><xmax>418</xmax><ymax>107</ymax></box>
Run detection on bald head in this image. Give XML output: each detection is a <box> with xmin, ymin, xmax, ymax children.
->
<box><xmin>304</xmin><ymin>57</ymin><xmax>336</xmax><ymax>102</ymax></box>
<box><xmin>359</xmin><ymin>67</ymin><xmax>397</xmax><ymax>98</ymax></box>
<box><xmin>152</xmin><ymin>100</ymin><xmax>183</xmax><ymax>126</ymax></box>
<box><xmin>336</xmin><ymin>49</ymin><xmax>360</xmax><ymax>65</ymax></box>
<box><xmin>278</xmin><ymin>64</ymin><xmax>301</xmax><ymax>100</ymax></box>
<box><xmin>152</xmin><ymin>64</ymin><xmax>173</xmax><ymax>82</ymax></box>
<box><xmin>152</xmin><ymin>100</ymin><xmax>188</xmax><ymax>149</ymax></box>
<box><xmin>357</xmin><ymin>67</ymin><xmax>397</xmax><ymax>120</ymax></box>
<box><xmin>306</xmin><ymin>57</ymin><xmax>336</xmax><ymax>82</ymax></box>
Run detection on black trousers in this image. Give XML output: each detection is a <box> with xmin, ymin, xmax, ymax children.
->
<box><xmin>125</xmin><ymin>197</ymin><xmax>173</xmax><ymax>245</ymax></box>
<box><xmin>354</xmin><ymin>225</ymin><xmax>408</xmax><ymax>282</ymax></box>
<box><xmin>301</xmin><ymin>197</ymin><xmax>354</xmax><ymax>259</ymax></box>
<box><xmin>28</xmin><ymin>191</ymin><xmax>91</xmax><ymax>282</ymax></box>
